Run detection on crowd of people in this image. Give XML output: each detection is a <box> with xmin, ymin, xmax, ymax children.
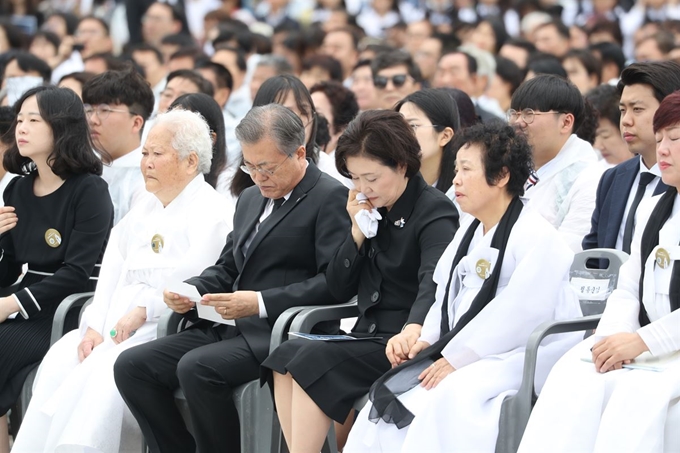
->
<box><xmin>0</xmin><ymin>0</ymin><xmax>677</xmax><ymax>452</ymax></box>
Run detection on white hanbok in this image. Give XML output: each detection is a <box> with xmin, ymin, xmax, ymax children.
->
<box><xmin>12</xmin><ymin>175</ymin><xmax>234</xmax><ymax>453</ymax></box>
<box><xmin>524</xmin><ymin>134</ymin><xmax>604</xmax><ymax>253</ymax></box>
<box><xmin>345</xmin><ymin>205</ymin><xmax>582</xmax><ymax>453</ymax></box>
<box><xmin>518</xmin><ymin>194</ymin><xmax>680</xmax><ymax>453</ymax></box>
<box><xmin>101</xmin><ymin>147</ymin><xmax>146</xmax><ymax>225</ymax></box>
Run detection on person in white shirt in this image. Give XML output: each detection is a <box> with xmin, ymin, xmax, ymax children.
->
<box><xmin>12</xmin><ymin>109</ymin><xmax>234</xmax><ymax>453</ymax></box>
<box><xmin>507</xmin><ymin>74</ymin><xmax>604</xmax><ymax>252</ymax></box>
<box><xmin>82</xmin><ymin>68</ymin><xmax>155</xmax><ymax>225</ymax></box>
<box><xmin>130</xmin><ymin>43</ymin><xmax>168</xmax><ymax>113</ymax></box>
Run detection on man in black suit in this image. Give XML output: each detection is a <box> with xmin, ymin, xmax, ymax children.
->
<box><xmin>113</xmin><ymin>104</ymin><xmax>349</xmax><ymax>452</ymax></box>
<box><xmin>583</xmin><ymin>61</ymin><xmax>680</xmax><ymax>253</ymax></box>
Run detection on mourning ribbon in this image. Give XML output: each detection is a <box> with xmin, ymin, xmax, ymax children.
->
<box><xmin>368</xmin><ymin>197</ymin><xmax>524</xmax><ymax>428</ymax></box>
<box><xmin>638</xmin><ymin>187</ymin><xmax>680</xmax><ymax>327</ymax></box>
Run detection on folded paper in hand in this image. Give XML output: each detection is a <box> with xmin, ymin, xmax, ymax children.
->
<box><xmin>167</xmin><ymin>281</ymin><xmax>235</xmax><ymax>326</ymax></box>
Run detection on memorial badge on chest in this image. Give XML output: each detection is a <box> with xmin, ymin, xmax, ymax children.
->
<box><xmin>476</xmin><ymin>259</ymin><xmax>491</xmax><ymax>279</ymax></box>
<box><xmin>45</xmin><ymin>228</ymin><xmax>61</xmax><ymax>248</ymax></box>
<box><xmin>655</xmin><ymin>248</ymin><xmax>670</xmax><ymax>269</ymax></box>
<box><xmin>151</xmin><ymin>234</ymin><xmax>164</xmax><ymax>254</ymax></box>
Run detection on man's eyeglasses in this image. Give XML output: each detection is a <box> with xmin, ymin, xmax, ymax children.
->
<box><xmin>84</xmin><ymin>104</ymin><xmax>138</xmax><ymax>121</ymax></box>
<box><xmin>240</xmin><ymin>154</ymin><xmax>291</xmax><ymax>177</ymax></box>
<box><xmin>373</xmin><ymin>74</ymin><xmax>413</xmax><ymax>89</ymax></box>
<box><xmin>506</xmin><ymin>108</ymin><xmax>562</xmax><ymax>125</ymax></box>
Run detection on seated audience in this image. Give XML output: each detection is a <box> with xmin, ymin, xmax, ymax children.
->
<box><xmin>562</xmin><ymin>49</ymin><xmax>601</xmax><ymax>95</ymax></box>
<box><xmin>0</xmin><ymin>86</ymin><xmax>113</xmax><ymax>452</ymax></box>
<box><xmin>586</xmin><ymin>84</ymin><xmax>630</xmax><ymax>166</ymax></box>
<box><xmin>12</xmin><ymin>109</ymin><xmax>233</xmax><ymax>453</ymax></box>
<box><xmin>57</xmin><ymin>71</ymin><xmax>95</xmax><ymax>99</ymax></box>
<box><xmin>507</xmin><ymin>74</ymin><xmax>603</xmax><ymax>252</ymax></box>
<box><xmin>114</xmin><ymin>104</ymin><xmax>349</xmax><ymax>452</ymax></box>
<box><xmin>371</xmin><ymin>50</ymin><xmax>422</xmax><ymax>110</ymax></box>
<box><xmin>518</xmin><ymin>90</ymin><xmax>680</xmax><ymax>453</ymax></box>
<box><xmin>262</xmin><ymin>109</ymin><xmax>459</xmax><ymax>453</ymax></box>
<box><xmin>344</xmin><ymin>121</ymin><xmax>582</xmax><ymax>452</ymax></box>
<box><xmin>350</xmin><ymin>59</ymin><xmax>379</xmax><ymax>112</ymax></box>
<box><xmin>310</xmin><ymin>80</ymin><xmax>359</xmax><ymax>156</ymax></box>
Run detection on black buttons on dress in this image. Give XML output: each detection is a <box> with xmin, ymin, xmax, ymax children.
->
<box><xmin>344</xmin><ymin>258</ymin><xmax>351</xmax><ymax>268</ymax></box>
<box><xmin>368</xmin><ymin>248</ymin><xmax>375</xmax><ymax>258</ymax></box>
<box><xmin>371</xmin><ymin>291</ymin><xmax>379</xmax><ymax>302</ymax></box>
<box><xmin>368</xmin><ymin>323</ymin><xmax>377</xmax><ymax>334</ymax></box>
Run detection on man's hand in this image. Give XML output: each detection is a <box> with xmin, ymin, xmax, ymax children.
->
<box><xmin>163</xmin><ymin>289</ymin><xmax>195</xmax><ymax>314</ymax></box>
<box><xmin>78</xmin><ymin>327</ymin><xmax>104</xmax><ymax>362</ymax></box>
<box><xmin>418</xmin><ymin>357</ymin><xmax>455</xmax><ymax>390</ymax></box>
<box><xmin>200</xmin><ymin>291</ymin><xmax>259</xmax><ymax>319</ymax></box>
<box><xmin>386</xmin><ymin>324</ymin><xmax>422</xmax><ymax>368</ymax></box>
<box><xmin>111</xmin><ymin>307</ymin><xmax>147</xmax><ymax>345</ymax></box>
<box><xmin>592</xmin><ymin>332</ymin><xmax>649</xmax><ymax>373</ymax></box>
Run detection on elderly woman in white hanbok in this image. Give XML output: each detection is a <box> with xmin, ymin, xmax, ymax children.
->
<box><xmin>518</xmin><ymin>91</ymin><xmax>680</xmax><ymax>453</ymax></box>
<box><xmin>344</xmin><ymin>122</ymin><xmax>582</xmax><ymax>453</ymax></box>
<box><xmin>12</xmin><ymin>109</ymin><xmax>234</xmax><ymax>453</ymax></box>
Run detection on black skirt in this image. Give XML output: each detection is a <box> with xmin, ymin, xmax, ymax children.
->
<box><xmin>261</xmin><ymin>336</ymin><xmax>392</xmax><ymax>423</ymax></box>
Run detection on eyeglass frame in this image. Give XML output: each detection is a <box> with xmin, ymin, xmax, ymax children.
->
<box><xmin>83</xmin><ymin>103</ymin><xmax>139</xmax><ymax>121</ymax></box>
<box><xmin>373</xmin><ymin>74</ymin><xmax>414</xmax><ymax>90</ymax></box>
<box><xmin>240</xmin><ymin>153</ymin><xmax>293</xmax><ymax>177</ymax></box>
<box><xmin>506</xmin><ymin>108</ymin><xmax>564</xmax><ymax>125</ymax></box>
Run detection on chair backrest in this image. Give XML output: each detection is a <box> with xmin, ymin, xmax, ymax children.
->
<box><xmin>569</xmin><ymin>248</ymin><xmax>629</xmax><ymax>316</ymax></box>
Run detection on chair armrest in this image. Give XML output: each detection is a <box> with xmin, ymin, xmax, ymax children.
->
<box><xmin>157</xmin><ymin>309</ymin><xmax>186</xmax><ymax>338</ymax></box>
<box><xmin>50</xmin><ymin>292</ymin><xmax>95</xmax><ymax>346</ymax></box>
<box><xmin>289</xmin><ymin>297</ymin><xmax>359</xmax><ymax>334</ymax></box>
<box><xmin>269</xmin><ymin>306</ymin><xmax>308</xmax><ymax>352</ymax></box>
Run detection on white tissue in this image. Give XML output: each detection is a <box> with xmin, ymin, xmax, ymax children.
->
<box><xmin>354</xmin><ymin>193</ymin><xmax>382</xmax><ymax>239</ymax></box>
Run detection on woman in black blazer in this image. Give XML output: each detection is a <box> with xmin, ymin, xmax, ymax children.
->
<box><xmin>262</xmin><ymin>109</ymin><xmax>459</xmax><ymax>453</ymax></box>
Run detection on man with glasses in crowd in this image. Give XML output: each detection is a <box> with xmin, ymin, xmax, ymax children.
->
<box><xmin>82</xmin><ymin>67</ymin><xmax>154</xmax><ymax>224</ymax></box>
<box><xmin>507</xmin><ymin>74</ymin><xmax>603</xmax><ymax>252</ymax></box>
<box><xmin>114</xmin><ymin>104</ymin><xmax>349</xmax><ymax>453</ymax></box>
<box><xmin>371</xmin><ymin>50</ymin><xmax>422</xmax><ymax>110</ymax></box>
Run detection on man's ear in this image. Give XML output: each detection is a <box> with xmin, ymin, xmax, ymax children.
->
<box><xmin>186</xmin><ymin>151</ymin><xmax>199</xmax><ymax>173</ymax></box>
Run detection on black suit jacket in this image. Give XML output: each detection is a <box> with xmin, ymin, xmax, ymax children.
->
<box><xmin>186</xmin><ymin>163</ymin><xmax>350</xmax><ymax>362</ymax></box>
<box><xmin>582</xmin><ymin>156</ymin><xmax>668</xmax><ymax>250</ymax></box>
<box><xmin>327</xmin><ymin>174</ymin><xmax>459</xmax><ymax>337</ymax></box>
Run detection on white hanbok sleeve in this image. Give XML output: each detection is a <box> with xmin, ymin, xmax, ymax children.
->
<box><xmin>440</xmin><ymin>220</ymin><xmax>575</xmax><ymax>369</ymax></box>
<box><xmin>79</xmin><ymin>219</ymin><xmax>127</xmax><ymax>336</ymax></box>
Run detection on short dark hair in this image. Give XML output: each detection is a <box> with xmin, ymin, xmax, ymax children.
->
<box><xmin>47</xmin><ymin>12</ymin><xmax>79</xmax><ymax>36</ymax></box>
<box><xmin>371</xmin><ymin>50</ymin><xmax>422</xmax><ymax>82</ymax></box>
<box><xmin>535</xmin><ymin>20</ymin><xmax>570</xmax><ymax>40</ymax></box>
<box><xmin>587</xmin><ymin>18</ymin><xmax>623</xmax><ymax>46</ymax></box>
<box><xmin>441</xmin><ymin>50</ymin><xmax>477</xmax><ymax>76</ymax></box>
<box><xmin>431</xmin><ymin>32</ymin><xmax>461</xmax><ymax>55</ymax></box>
<box><xmin>458</xmin><ymin>121</ymin><xmax>533</xmax><ymax>197</ymax></box>
<box><xmin>160</xmin><ymin>33</ymin><xmax>195</xmax><ymax>48</ymax></box>
<box><xmin>130</xmin><ymin>42</ymin><xmax>164</xmax><ymax>65</ymax></box>
<box><xmin>586</xmin><ymin>83</ymin><xmax>620</xmax><ymax>130</ymax></box>
<box><xmin>31</xmin><ymin>31</ymin><xmax>61</xmax><ymax>52</ymax></box>
<box><xmin>315</xmin><ymin>113</ymin><xmax>331</xmax><ymax>152</ymax></box>
<box><xmin>4</xmin><ymin>51</ymin><xmax>52</xmax><ymax>82</ymax></box>
<box><xmin>590</xmin><ymin>42</ymin><xmax>625</xmax><ymax>74</ymax></box>
<box><xmin>169</xmin><ymin>46</ymin><xmax>209</xmax><ymax>66</ymax></box>
<box><xmin>302</xmin><ymin>55</ymin><xmax>343</xmax><ymax>83</ymax></box>
<box><xmin>352</xmin><ymin>59</ymin><xmax>372</xmax><ymax>72</ymax></box>
<box><xmin>563</xmin><ymin>49</ymin><xmax>601</xmax><ymax>85</ymax></box>
<box><xmin>526</xmin><ymin>53</ymin><xmax>567</xmax><ymax>78</ymax></box>
<box><xmin>194</xmin><ymin>60</ymin><xmax>233</xmax><ymax>91</ymax></box>
<box><xmin>256</xmin><ymin>54</ymin><xmax>294</xmax><ymax>75</ymax></box>
<box><xmin>394</xmin><ymin>88</ymin><xmax>461</xmax><ymax>194</ymax></box>
<box><xmin>502</xmin><ymin>38</ymin><xmax>536</xmax><ymax>54</ymax></box>
<box><xmin>511</xmin><ymin>74</ymin><xmax>585</xmax><ymax>132</ymax></box>
<box><xmin>165</xmin><ymin>69</ymin><xmax>214</xmax><ymax>97</ymax></box>
<box><xmin>83</xmin><ymin>52</ymin><xmax>128</xmax><ymax>72</ymax></box>
<box><xmin>58</xmin><ymin>71</ymin><xmax>96</xmax><ymax>86</ymax></box>
<box><xmin>326</xmin><ymin>27</ymin><xmax>360</xmax><ymax>50</ymax></box>
<box><xmin>617</xmin><ymin>61</ymin><xmax>680</xmax><ymax>103</ymax></box>
<box><xmin>82</xmin><ymin>67</ymin><xmax>155</xmax><ymax>121</ymax></box>
<box><xmin>440</xmin><ymin>87</ymin><xmax>479</xmax><ymax>128</ymax></box>
<box><xmin>495</xmin><ymin>56</ymin><xmax>524</xmax><ymax>95</ymax></box>
<box><xmin>4</xmin><ymin>86</ymin><xmax>103</xmax><ymax>176</ymax></box>
<box><xmin>336</xmin><ymin>110</ymin><xmax>421</xmax><ymax>179</ymax></box>
<box><xmin>78</xmin><ymin>16</ymin><xmax>109</xmax><ymax>35</ymax></box>
<box><xmin>637</xmin><ymin>31</ymin><xmax>675</xmax><ymax>56</ymax></box>
<box><xmin>212</xmin><ymin>44</ymin><xmax>248</xmax><ymax>72</ymax></box>
<box><xmin>212</xmin><ymin>29</ymin><xmax>253</xmax><ymax>54</ymax></box>
<box><xmin>309</xmin><ymin>81</ymin><xmax>358</xmax><ymax>134</ymax></box>
<box><xmin>170</xmin><ymin>93</ymin><xmax>227</xmax><ymax>188</ymax></box>
<box><xmin>653</xmin><ymin>90</ymin><xmax>680</xmax><ymax>133</ymax></box>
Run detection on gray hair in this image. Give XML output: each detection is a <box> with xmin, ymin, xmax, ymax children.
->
<box><xmin>153</xmin><ymin>109</ymin><xmax>213</xmax><ymax>174</ymax></box>
<box><xmin>256</xmin><ymin>54</ymin><xmax>294</xmax><ymax>74</ymax></box>
<box><xmin>235</xmin><ymin>104</ymin><xmax>305</xmax><ymax>156</ymax></box>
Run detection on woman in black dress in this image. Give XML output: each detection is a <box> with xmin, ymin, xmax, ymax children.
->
<box><xmin>0</xmin><ymin>86</ymin><xmax>113</xmax><ymax>451</ymax></box>
<box><xmin>262</xmin><ymin>110</ymin><xmax>459</xmax><ymax>452</ymax></box>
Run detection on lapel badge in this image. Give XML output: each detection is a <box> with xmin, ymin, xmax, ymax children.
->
<box><xmin>151</xmin><ymin>234</ymin><xmax>164</xmax><ymax>254</ymax></box>
<box><xmin>45</xmin><ymin>228</ymin><xmax>62</xmax><ymax>248</ymax></box>
<box><xmin>475</xmin><ymin>259</ymin><xmax>491</xmax><ymax>279</ymax></box>
<box><xmin>394</xmin><ymin>217</ymin><xmax>406</xmax><ymax>228</ymax></box>
<box><xmin>655</xmin><ymin>247</ymin><xmax>670</xmax><ymax>269</ymax></box>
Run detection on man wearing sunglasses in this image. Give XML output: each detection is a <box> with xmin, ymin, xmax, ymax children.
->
<box><xmin>82</xmin><ymin>67</ymin><xmax>155</xmax><ymax>224</ymax></box>
<box><xmin>508</xmin><ymin>74</ymin><xmax>603</xmax><ymax>252</ymax></box>
<box><xmin>371</xmin><ymin>50</ymin><xmax>422</xmax><ymax>110</ymax></box>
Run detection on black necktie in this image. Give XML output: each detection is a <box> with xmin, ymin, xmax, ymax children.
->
<box><xmin>622</xmin><ymin>172</ymin><xmax>656</xmax><ymax>254</ymax></box>
<box><xmin>273</xmin><ymin>197</ymin><xmax>285</xmax><ymax>211</ymax></box>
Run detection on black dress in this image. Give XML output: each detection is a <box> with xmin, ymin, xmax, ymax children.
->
<box><xmin>261</xmin><ymin>174</ymin><xmax>459</xmax><ymax>423</ymax></box>
<box><xmin>0</xmin><ymin>172</ymin><xmax>113</xmax><ymax>415</ymax></box>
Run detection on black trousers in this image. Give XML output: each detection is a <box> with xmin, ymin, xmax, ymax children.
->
<box><xmin>113</xmin><ymin>324</ymin><xmax>260</xmax><ymax>453</ymax></box>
